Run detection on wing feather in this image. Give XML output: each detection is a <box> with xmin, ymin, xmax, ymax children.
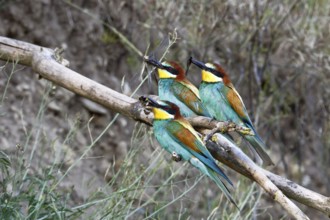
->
<box><xmin>171</xmin><ymin>80</ymin><xmax>208</xmax><ymax>115</ymax></box>
<box><xmin>165</xmin><ymin>119</ymin><xmax>233</xmax><ymax>185</ymax></box>
<box><xmin>225</xmin><ymin>84</ymin><xmax>252</xmax><ymax>125</ymax></box>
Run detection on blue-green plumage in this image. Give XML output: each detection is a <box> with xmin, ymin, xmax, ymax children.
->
<box><xmin>162</xmin><ymin>119</ymin><xmax>233</xmax><ymax>185</ymax></box>
<box><xmin>152</xmin><ymin>118</ymin><xmax>236</xmax><ymax>205</ymax></box>
<box><xmin>144</xmin><ymin>58</ymin><xmax>210</xmax><ymax>117</ymax></box>
<box><xmin>199</xmin><ymin>82</ymin><xmax>235</xmax><ymax>122</ymax></box>
<box><xmin>189</xmin><ymin>57</ymin><xmax>274</xmax><ymax>166</ymax></box>
<box><xmin>159</xmin><ymin>79</ymin><xmax>201</xmax><ymax>117</ymax></box>
<box><xmin>140</xmin><ymin>96</ymin><xmax>237</xmax><ymax>206</ymax></box>
<box><xmin>200</xmin><ymin>82</ymin><xmax>273</xmax><ymax>166</ymax></box>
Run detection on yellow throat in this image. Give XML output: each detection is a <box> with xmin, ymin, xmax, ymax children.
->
<box><xmin>158</xmin><ymin>69</ymin><xmax>176</xmax><ymax>79</ymax></box>
<box><xmin>201</xmin><ymin>70</ymin><xmax>221</xmax><ymax>83</ymax></box>
<box><xmin>153</xmin><ymin>108</ymin><xmax>174</xmax><ymax>120</ymax></box>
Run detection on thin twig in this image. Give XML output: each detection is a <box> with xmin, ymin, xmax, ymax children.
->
<box><xmin>1</xmin><ymin>36</ymin><xmax>329</xmax><ymax>218</ymax></box>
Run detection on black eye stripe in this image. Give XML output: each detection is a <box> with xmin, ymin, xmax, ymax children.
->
<box><xmin>160</xmin><ymin>105</ymin><xmax>175</xmax><ymax>115</ymax></box>
<box><xmin>160</xmin><ymin>101</ymin><xmax>177</xmax><ymax>115</ymax></box>
<box><xmin>164</xmin><ymin>66</ymin><xmax>178</xmax><ymax>75</ymax></box>
<box><xmin>206</xmin><ymin>67</ymin><xmax>223</xmax><ymax>78</ymax></box>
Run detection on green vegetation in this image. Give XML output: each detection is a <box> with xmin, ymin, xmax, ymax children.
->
<box><xmin>0</xmin><ymin>0</ymin><xmax>329</xmax><ymax>219</ymax></box>
<box><xmin>0</xmin><ymin>62</ymin><xmax>259</xmax><ymax>219</ymax></box>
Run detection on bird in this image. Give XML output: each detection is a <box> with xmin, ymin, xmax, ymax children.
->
<box><xmin>139</xmin><ymin>96</ymin><xmax>237</xmax><ymax>206</ymax></box>
<box><xmin>189</xmin><ymin>57</ymin><xmax>274</xmax><ymax>166</ymax></box>
<box><xmin>144</xmin><ymin>56</ymin><xmax>210</xmax><ymax>117</ymax></box>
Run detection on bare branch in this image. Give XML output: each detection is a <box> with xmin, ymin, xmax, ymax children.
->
<box><xmin>212</xmin><ymin>134</ymin><xmax>309</xmax><ymax>220</ymax></box>
<box><xmin>204</xmin><ymin>131</ymin><xmax>330</xmax><ymax>217</ymax></box>
<box><xmin>1</xmin><ymin>36</ymin><xmax>329</xmax><ymax>219</ymax></box>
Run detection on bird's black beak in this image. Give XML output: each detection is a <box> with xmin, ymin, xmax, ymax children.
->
<box><xmin>144</xmin><ymin>56</ymin><xmax>164</xmax><ymax>69</ymax></box>
<box><xmin>185</xmin><ymin>56</ymin><xmax>192</xmax><ymax>75</ymax></box>
<box><xmin>139</xmin><ymin>96</ymin><xmax>160</xmax><ymax>108</ymax></box>
<box><xmin>189</xmin><ymin>57</ymin><xmax>207</xmax><ymax>70</ymax></box>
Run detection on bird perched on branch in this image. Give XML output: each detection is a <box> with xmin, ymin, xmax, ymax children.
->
<box><xmin>139</xmin><ymin>96</ymin><xmax>237</xmax><ymax>206</ymax></box>
<box><xmin>144</xmin><ymin>56</ymin><xmax>210</xmax><ymax>117</ymax></box>
<box><xmin>189</xmin><ymin>57</ymin><xmax>274</xmax><ymax>166</ymax></box>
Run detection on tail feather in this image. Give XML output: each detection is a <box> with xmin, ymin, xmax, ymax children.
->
<box><xmin>208</xmin><ymin>169</ymin><xmax>239</xmax><ymax>209</ymax></box>
<box><xmin>203</xmin><ymin>157</ymin><xmax>233</xmax><ymax>186</ymax></box>
<box><xmin>245</xmin><ymin>132</ymin><xmax>274</xmax><ymax>166</ymax></box>
<box><xmin>190</xmin><ymin>157</ymin><xmax>238</xmax><ymax>208</ymax></box>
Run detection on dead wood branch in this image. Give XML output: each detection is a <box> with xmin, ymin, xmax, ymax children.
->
<box><xmin>1</xmin><ymin>36</ymin><xmax>329</xmax><ymax>219</ymax></box>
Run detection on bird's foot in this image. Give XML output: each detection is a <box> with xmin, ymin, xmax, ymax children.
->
<box><xmin>205</xmin><ymin>129</ymin><xmax>217</xmax><ymax>142</ymax></box>
<box><xmin>221</xmin><ymin>120</ymin><xmax>254</xmax><ymax>136</ymax></box>
<box><xmin>211</xmin><ymin>134</ymin><xmax>218</xmax><ymax>143</ymax></box>
<box><xmin>171</xmin><ymin>151</ymin><xmax>182</xmax><ymax>162</ymax></box>
<box><xmin>222</xmin><ymin>121</ymin><xmax>236</xmax><ymax>133</ymax></box>
<box><xmin>236</xmin><ymin>126</ymin><xmax>254</xmax><ymax>136</ymax></box>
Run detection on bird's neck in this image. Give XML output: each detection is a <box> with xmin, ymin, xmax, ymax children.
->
<box><xmin>158</xmin><ymin>79</ymin><xmax>174</xmax><ymax>97</ymax></box>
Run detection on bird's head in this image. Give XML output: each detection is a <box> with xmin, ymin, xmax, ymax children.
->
<box><xmin>188</xmin><ymin>57</ymin><xmax>230</xmax><ymax>84</ymax></box>
<box><xmin>139</xmin><ymin>96</ymin><xmax>181</xmax><ymax>120</ymax></box>
<box><xmin>144</xmin><ymin>56</ymin><xmax>185</xmax><ymax>80</ymax></box>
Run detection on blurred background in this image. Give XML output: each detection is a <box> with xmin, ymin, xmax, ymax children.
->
<box><xmin>0</xmin><ymin>0</ymin><xmax>329</xmax><ymax>219</ymax></box>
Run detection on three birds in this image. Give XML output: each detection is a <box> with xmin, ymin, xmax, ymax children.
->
<box><xmin>142</xmin><ymin>55</ymin><xmax>273</xmax><ymax>205</ymax></box>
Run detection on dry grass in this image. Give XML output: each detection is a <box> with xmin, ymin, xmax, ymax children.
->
<box><xmin>0</xmin><ymin>0</ymin><xmax>329</xmax><ymax>219</ymax></box>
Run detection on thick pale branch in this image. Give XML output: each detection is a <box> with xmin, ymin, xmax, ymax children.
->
<box><xmin>213</xmin><ymin>134</ymin><xmax>309</xmax><ymax>220</ymax></box>
<box><xmin>0</xmin><ymin>36</ymin><xmax>151</xmax><ymax>124</ymax></box>
<box><xmin>264</xmin><ymin>170</ymin><xmax>330</xmax><ymax>218</ymax></box>
<box><xmin>204</xmin><ymin>135</ymin><xmax>330</xmax><ymax>217</ymax></box>
<box><xmin>1</xmin><ymin>36</ymin><xmax>329</xmax><ymax>218</ymax></box>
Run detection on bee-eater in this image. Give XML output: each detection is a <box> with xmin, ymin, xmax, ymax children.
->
<box><xmin>144</xmin><ymin>57</ymin><xmax>210</xmax><ymax>117</ymax></box>
<box><xmin>139</xmin><ymin>96</ymin><xmax>237</xmax><ymax>206</ymax></box>
<box><xmin>189</xmin><ymin>57</ymin><xmax>274</xmax><ymax>166</ymax></box>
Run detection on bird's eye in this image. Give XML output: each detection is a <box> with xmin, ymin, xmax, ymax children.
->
<box><xmin>164</xmin><ymin>66</ymin><xmax>178</xmax><ymax>75</ymax></box>
<box><xmin>210</xmin><ymin>68</ymin><xmax>217</xmax><ymax>74</ymax></box>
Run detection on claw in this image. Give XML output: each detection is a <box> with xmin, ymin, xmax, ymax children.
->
<box><xmin>171</xmin><ymin>151</ymin><xmax>182</xmax><ymax>162</ymax></box>
<box><xmin>211</xmin><ymin>135</ymin><xmax>218</xmax><ymax>143</ymax></box>
<box><xmin>237</xmin><ymin>126</ymin><xmax>254</xmax><ymax>136</ymax></box>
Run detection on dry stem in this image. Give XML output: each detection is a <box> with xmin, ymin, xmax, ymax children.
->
<box><xmin>1</xmin><ymin>36</ymin><xmax>329</xmax><ymax>219</ymax></box>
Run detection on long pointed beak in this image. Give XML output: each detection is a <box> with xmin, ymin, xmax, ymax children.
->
<box><xmin>139</xmin><ymin>96</ymin><xmax>161</xmax><ymax>108</ymax></box>
<box><xmin>185</xmin><ymin>57</ymin><xmax>192</xmax><ymax>75</ymax></box>
<box><xmin>189</xmin><ymin>57</ymin><xmax>207</xmax><ymax>70</ymax></box>
<box><xmin>144</xmin><ymin>56</ymin><xmax>163</xmax><ymax>69</ymax></box>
